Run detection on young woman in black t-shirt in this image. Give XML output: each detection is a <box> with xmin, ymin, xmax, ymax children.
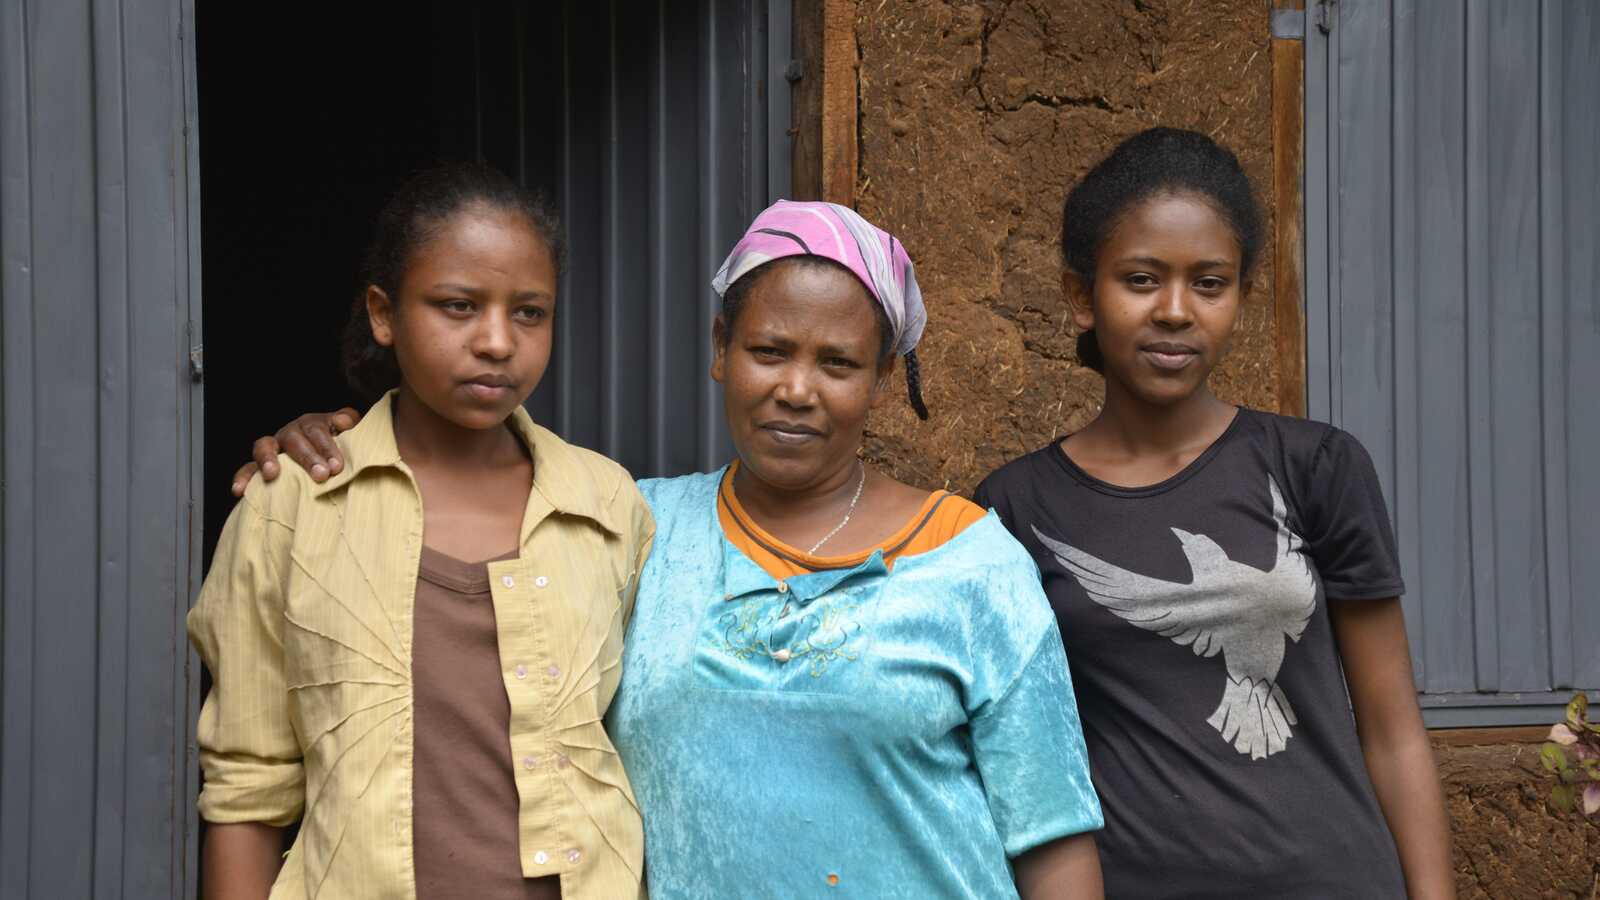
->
<box><xmin>975</xmin><ymin>128</ymin><xmax>1455</xmax><ymax>899</ymax></box>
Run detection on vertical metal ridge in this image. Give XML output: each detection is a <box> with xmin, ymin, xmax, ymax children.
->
<box><xmin>1463</xmin><ymin>0</ymin><xmax>1498</xmax><ymax>692</ymax></box>
<box><xmin>1537</xmin><ymin>0</ymin><xmax>1572</xmax><ymax>690</ymax></box>
<box><xmin>1302</xmin><ymin>0</ymin><xmax>1331</xmax><ymax>423</ymax></box>
<box><xmin>555</xmin><ymin>0</ymin><xmax>575</xmax><ymax>438</ymax></box>
<box><xmin>602</xmin><ymin>0</ymin><xmax>621</xmax><ymax>460</ymax></box>
<box><xmin>648</xmin><ymin>0</ymin><xmax>669</xmax><ymax>476</ymax></box>
<box><xmin>1390</xmin><ymin>0</ymin><xmax>1424</xmax><ymax>681</ymax></box>
<box><xmin>0</xmin><ymin>0</ymin><xmax>39</xmax><ymax>892</ymax></box>
<box><xmin>698</xmin><ymin>0</ymin><xmax>720</xmax><ymax>472</ymax></box>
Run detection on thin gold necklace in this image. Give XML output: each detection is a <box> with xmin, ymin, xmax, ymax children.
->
<box><xmin>807</xmin><ymin>460</ymin><xmax>867</xmax><ymax>555</ymax></box>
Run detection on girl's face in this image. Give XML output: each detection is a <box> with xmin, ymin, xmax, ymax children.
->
<box><xmin>367</xmin><ymin>205</ymin><xmax>556</xmax><ymax>431</ymax></box>
<box><xmin>712</xmin><ymin>260</ymin><xmax>891</xmax><ymax>493</ymax></box>
<box><xmin>1070</xmin><ymin>192</ymin><xmax>1245</xmax><ymax>406</ymax></box>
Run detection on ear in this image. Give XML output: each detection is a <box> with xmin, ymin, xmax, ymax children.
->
<box><xmin>1063</xmin><ymin>269</ymin><xmax>1095</xmax><ymax>332</ymax></box>
<box><xmin>366</xmin><ymin>285</ymin><xmax>396</xmax><ymax>347</ymax></box>
<box><xmin>710</xmin><ymin>314</ymin><xmax>729</xmax><ymax>384</ymax></box>
<box><xmin>869</xmin><ymin>354</ymin><xmax>897</xmax><ymax>410</ymax></box>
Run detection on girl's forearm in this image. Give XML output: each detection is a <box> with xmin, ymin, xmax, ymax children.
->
<box><xmin>203</xmin><ymin>822</ymin><xmax>286</xmax><ymax>900</ymax></box>
<box><xmin>1013</xmin><ymin>832</ymin><xmax>1105</xmax><ymax>900</ymax></box>
<box><xmin>1362</xmin><ymin>732</ymin><xmax>1456</xmax><ymax>900</ymax></box>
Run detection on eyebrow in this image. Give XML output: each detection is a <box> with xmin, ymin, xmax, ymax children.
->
<box><xmin>1114</xmin><ymin>256</ymin><xmax>1234</xmax><ymax>270</ymax></box>
<box><xmin>429</xmin><ymin>283</ymin><xmax>552</xmax><ymax>301</ymax></box>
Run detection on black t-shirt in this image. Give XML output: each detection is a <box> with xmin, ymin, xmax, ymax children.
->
<box><xmin>975</xmin><ymin>408</ymin><xmax>1407</xmax><ymax>899</ymax></box>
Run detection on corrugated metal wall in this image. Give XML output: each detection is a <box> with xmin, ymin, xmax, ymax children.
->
<box><xmin>0</xmin><ymin>0</ymin><xmax>203</xmax><ymax>896</ymax></box>
<box><xmin>1305</xmin><ymin>0</ymin><xmax>1599</xmax><ymax>725</ymax></box>
<box><xmin>461</xmin><ymin>0</ymin><xmax>791</xmax><ymax>478</ymax></box>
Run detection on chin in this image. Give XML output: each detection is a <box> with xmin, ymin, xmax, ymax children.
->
<box><xmin>736</xmin><ymin>448</ymin><xmax>822</xmax><ymax>490</ymax></box>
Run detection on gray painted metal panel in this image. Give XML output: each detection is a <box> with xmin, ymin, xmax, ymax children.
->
<box><xmin>1307</xmin><ymin>0</ymin><xmax>1600</xmax><ymax>725</ymax></box>
<box><xmin>0</xmin><ymin>0</ymin><xmax>201</xmax><ymax>896</ymax></box>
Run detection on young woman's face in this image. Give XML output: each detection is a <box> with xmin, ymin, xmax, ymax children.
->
<box><xmin>713</xmin><ymin>260</ymin><xmax>890</xmax><ymax>493</ymax></box>
<box><xmin>367</xmin><ymin>205</ymin><xmax>557</xmax><ymax>430</ymax></box>
<box><xmin>1073</xmin><ymin>192</ymin><xmax>1245</xmax><ymax>406</ymax></box>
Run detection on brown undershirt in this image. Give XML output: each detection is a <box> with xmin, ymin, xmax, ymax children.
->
<box><xmin>412</xmin><ymin>546</ymin><xmax>560</xmax><ymax>900</ymax></box>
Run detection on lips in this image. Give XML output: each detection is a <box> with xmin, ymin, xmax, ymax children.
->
<box><xmin>463</xmin><ymin>374</ymin><xmax>516</xmax><ymax>400</ymax></box>
<box><xmin>1139</xmin><ymin>341</ymin><xmax>1201</xmax><ymax>371</ymax></box>
<box><xmin>758</xmin><ymin>420</ymin><xmax>823</xmax><ymax>445</ymax></box>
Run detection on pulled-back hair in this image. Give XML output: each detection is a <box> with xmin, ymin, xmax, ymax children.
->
<box><xmin>1061</xmin><ymin>127</ymin><xmax>1263</xmax><ymax>372</ymax></box>
<box><xmin>342</xmin><ymin>161</ymin><xmax>565</xmax><ymax>402</ymax></box>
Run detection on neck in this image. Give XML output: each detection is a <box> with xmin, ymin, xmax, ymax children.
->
<box><xmin>1088</xmin><ymin>376</ymin><xmax>1235</xmax><ymax>456</ymax></box>
<box><xmin>732</xmin><ymin>455</ymin><xmax>865</xmax><ymax>526</ymax></box>
<box><xmin>392</xmin><ymin>386</ymin><xmax>522</xmax><ymax>468</ymax></box>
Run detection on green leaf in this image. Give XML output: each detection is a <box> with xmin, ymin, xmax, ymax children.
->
<box><xmin>1552</xmin><ymin>784</ymin><xmax>1576</xmax><ymax>812</ymax></box>
<box><xmin>1568</xmin><ymin>693</ymin><xmax>1589</xmax><ymax>730</ymax></box>
<box><xmin>1542</xmin><ymin>743</ymin><xmax>1571</xmax><ymax>773</ymax></box>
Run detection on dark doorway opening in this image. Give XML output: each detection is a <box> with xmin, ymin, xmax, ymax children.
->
<box><xmin>198</xmin><ymin>3</ymin><xmax>559</xmax><ymax>561</ymax></box>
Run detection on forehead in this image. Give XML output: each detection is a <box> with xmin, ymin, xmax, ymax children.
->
<box><xmin>735</xmin><ymin>261</ymin><xmax>880</xmax><ymax>346</ymax></box>
<box><xmin>407</xmin><ymin>207</ymin><xmax>554</xmax><ymax>279</ymax></box>
<box><xmin>1103</xmin><ymin>192</ymin><xmax>1241</xmax><ymax>262</ymax></box>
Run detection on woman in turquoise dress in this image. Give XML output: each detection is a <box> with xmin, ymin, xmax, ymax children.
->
<box><xmin>240</xmin><ymin>200</ymin><xmax>1104</xmax><ymax>898</ymax></box>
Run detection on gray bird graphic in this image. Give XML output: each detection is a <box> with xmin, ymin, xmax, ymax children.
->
<box><xmin>1033</xmin><ymin>475</ymin><xmax>1318</xmax><ymax>759</ymax></box>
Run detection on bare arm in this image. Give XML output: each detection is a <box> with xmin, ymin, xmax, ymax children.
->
<box><xmin>1330</xmin><ymin>598</ymin><xmax>1456</xmax><ymax>900</ymax></box>
<box><xmin>1013</xmin><ymin>833</ymin><xmax>1104</xmax><ymax>900</ymax></box>
<box><xmin>202</xmin><ymin>822</ymin><xmax>286</xmax><ymax>900</ymax></box>
<box><xmin>230</xmin><ymin>407</ymin><xmax>361</xmax><ymax>496</ymax></box>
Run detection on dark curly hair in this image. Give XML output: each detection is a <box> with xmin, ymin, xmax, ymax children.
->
<box><xmin>342</xmin><ymin>161</ymin><xmax>565</xmax><ymax>402</ymax></box>
<box><xmin>1061</xmin><ymin>127</ymin><xmax>1263</xmax><ymax>372</ymax></box>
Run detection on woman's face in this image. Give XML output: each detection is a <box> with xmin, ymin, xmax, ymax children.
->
<box><xmin>1072</xmin><ymin>192</ymin><xmax>1244</xmax><ymax>406</ymax></box>
<box><xmin>713</xmin><ymin>260</ymin><xmax>890</xmax><ymax>493</ymax></box>
<box><xmin>367</xmin><ymin>205</ymin><xmax>557</xmax><ymax>430</ymax></box>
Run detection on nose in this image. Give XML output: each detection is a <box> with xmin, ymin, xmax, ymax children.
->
<box><xmin>1150</xmin><ymin>283</ymin><xmax>1196</xmax><ymax>330</ymax></box>
<box><xmin>471</xmin><ymin>306</ymin><xmax>515</xmax><ymax>360</ymax></box>
<box><xmin>772</xmin><ymin>362</ymin><xmax>817</xmax><ymax>410</ymax></box>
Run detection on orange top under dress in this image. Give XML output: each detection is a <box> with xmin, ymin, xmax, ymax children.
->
<box><xmin>718</xmin><ymin>461</ymin><xmax>988</xmax><ymax>579</ymax></box>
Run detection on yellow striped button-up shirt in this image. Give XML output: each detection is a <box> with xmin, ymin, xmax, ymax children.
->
<box><xmin>188</xmin><ymin>393</ymin><xmax>652</xmax><ymax>899</ymax></box>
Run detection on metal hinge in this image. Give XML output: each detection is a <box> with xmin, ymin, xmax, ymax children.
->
<box><xmin>188</xmin><ymin>321</ymin><xmax>203</xmax><ymax>382</ymax></box>
<box><xmin>1271</xmin><ymin>8</ymin><xmax>1305</xmax><ymax>40</ymax></box>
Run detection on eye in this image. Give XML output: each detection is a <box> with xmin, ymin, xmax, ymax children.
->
<box><xmin>513</xmin><ymin>304</ymin><xmax>547</xmax><ymax>323</ymax></box>
<box><xmin>1125</xmin><ymin>272</ymin><xmax>1158</xmax><ymax>289</ymax></box>
<box><xmin>750</xmin><ymin>345</ymin><xmax>785</xmax><ymax>360</ymax></box>
<box><xmin>1194</xmin><ymin>276</ymin><xmax>1229</xmax><ymax>292</ymax></box>
<box><xmin>439</xmin><ymin>298</ymin><xmax>474</xmax><ymax>314</ymax></box>
<box><xmin>822</xmin><ymin>356</ymin><xmax>860</xmax><ymax>369</ymax></box>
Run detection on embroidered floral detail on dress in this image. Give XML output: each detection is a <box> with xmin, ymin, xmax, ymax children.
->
<box><xmin>717</xmin><ymin>591</ymin><xmax>866</xmax><ymax>677</ymax></box>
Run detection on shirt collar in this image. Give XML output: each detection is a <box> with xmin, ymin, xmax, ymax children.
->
<box><xmin>720</xmin><ymin>537</ymin><xmax>890</xmax><ymax>606</ymax></box>
<box><xmin>311</xmin><ymin>391</ymin><xmax>624</xmax><ymax>535</ymax></box>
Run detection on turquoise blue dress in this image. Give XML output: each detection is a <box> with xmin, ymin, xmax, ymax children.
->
<box><xmin>608</xmin><ymin>470</ymin><xmax>1102</xmax><ymax>898</ymax></box>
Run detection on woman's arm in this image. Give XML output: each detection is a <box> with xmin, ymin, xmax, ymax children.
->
<box><xmin>1330</xmin><ymin>598</ymin><xmax>1456</xmax><ymax>900</ymax></box>
<box><xmin>202</xmin><ymin>822</ymin><xmax>285</xmax><ymax>900</ymax></box>
<box><xmin>1013</xmin><ymin>833</ymin><xmax>1104</xmax><ymax>900</ymax></box>
<box><xmin>230</xmin><ymin>407</ymin><xmax>361</xmax><ymax>496</ymax></box>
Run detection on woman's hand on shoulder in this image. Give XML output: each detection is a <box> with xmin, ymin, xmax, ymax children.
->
<box><xmin>230</xmin><ymin>407</ymin><xmax>362</xmax><ymax>497</ymax></box>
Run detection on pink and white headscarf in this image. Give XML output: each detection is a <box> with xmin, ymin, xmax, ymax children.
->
<box><xmin>711</xmin><ymin>200</ymin><xmax>927</xmax><ymax>359</ymax></box>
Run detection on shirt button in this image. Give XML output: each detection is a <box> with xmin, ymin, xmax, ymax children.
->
<box><xmin>556</xmin><ymin>754</ymin><xmax>570</xmax><ymax>769</ymax></box>
<box><xmin>534</xmin><ymin>850</ymin><xmax>549</xmax><ymax>865</ymax></box>
<box><xmin>514</xmin><ymin>664</ymin><xmax>527</xmax><ymax>679</ymax></box>
<box><xmin>776</xmin><ymin>581</ymin><xmax>789</xmax><ymax>594</ymax></box>
<box><xmin>522</xmin><ymin>755</ymin><xmax>537</xmax><ymax>771</ymax></box>
<box><xmin>535</xmin><ymin>575</ymin><xmax>550</xmax><ymax>588</ymax></box>
<box><xmin>567</xmin><ymin>849</ymin><xmax>582</xmax><ymax>863</ymax></box>
<box><xmin>772</xmin><ymin>648</ymin><xmax>792</xmax><ymax>663</ymax></box>
<box><xmin>723</xmin><ymin>593</ymin><xmax>734</xmax><ymax>601</ymax></box>
<box><xmin>501</xmin><ymin>575</ymin><xmax>515</xmax><ymax>589</ymax></box>
<box><xmin>547</xmin><ymin>664</ymin><xmax>561</xmax><ymax>678</ymax></box>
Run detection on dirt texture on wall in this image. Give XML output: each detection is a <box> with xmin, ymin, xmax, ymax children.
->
<box><xmin>852</xmin><ymin>0</ymin><xmax>1276</xmax><ymax>492</ymax></box>
<box><xmin>1437</xmin><ymin>736</ymin><xmax>1600</xmax><ymax>898</ymax></box>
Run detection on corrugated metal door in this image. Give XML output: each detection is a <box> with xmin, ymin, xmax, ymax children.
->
<box><xmin>0</xmin><ymin>0</ymin><xmax>204</xmax><ymax>895</ymax></box>
<box><xmin>1305</xmin><ymin>0</ymin><xmax>1599</xmax><ymax>725</ymax></box>
<box><xmin>458</xmin><ymin>0</ymin><xmax>792</xmax><ymax>478</ymax></box>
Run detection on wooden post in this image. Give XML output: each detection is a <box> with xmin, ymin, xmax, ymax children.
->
<box><xmin>790</xmin><ymin>0</ymin><xmax>857</xmax><ymax>206</ymax></box>
<box><xmin>1272</xmin><ymin>0</ymin><xmax>1308</xmax><ymax>417</ymax></box>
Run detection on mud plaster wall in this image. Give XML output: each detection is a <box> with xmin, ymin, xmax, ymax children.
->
<box><xmin>1436</xmin><ymin>738</ymin><xmax>1600</xmax><ymax>898</ymax></box>
<box><xmin>852</xmin><ymin>0</ymin><xmax>1277</xmax><ymax>492</ymax></box>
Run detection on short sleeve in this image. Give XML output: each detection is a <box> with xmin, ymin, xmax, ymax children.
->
<box><xmin>969</xmin><ymin>620</ymin><xmax>1104</xmax><ymax>855</ymax></box>
<box><xmin>186</xmin><ymin>488</ymin><xmax>305</xmax><ymax>826</ymax></box>
<box><xmin>1298</xmin><ymin>429</ymin><xmax>1406</xmax><ymax>601</ymax></box>
<box><xmin>617</xmin><ymin>479</ymin><xmax>656</xmax><ymax>628</ymax></box>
